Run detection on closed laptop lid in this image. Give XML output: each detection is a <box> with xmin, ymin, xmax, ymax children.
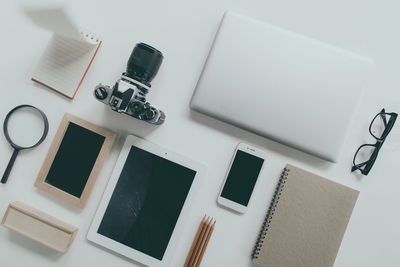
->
<box><xmin>191</xmin><ymin>12</ymin><xmax>373</xmax><ymax>162</ymax></box>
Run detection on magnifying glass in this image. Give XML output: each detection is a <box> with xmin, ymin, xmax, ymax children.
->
<box><xmin>2</xmin><ymin>105</ymin><xmax>49</xmax><ymax>184</ymax></box>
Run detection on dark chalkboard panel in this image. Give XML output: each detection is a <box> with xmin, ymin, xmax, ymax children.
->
<box><xmin>44</xmin><ymin>122</ymin><xmax>105</xmax><ymax>198</ymax></box>
<box><xmin>35</xmin><ymin>114</ymin><xmax>116</xmax><ymax>208</ymax></box>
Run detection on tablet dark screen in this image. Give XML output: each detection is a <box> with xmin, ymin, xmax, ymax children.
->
<box><xmin>97</xmin><ymin>146</ymin><xmax>196</xmax><ymax>260</ymax></box>
<box><xmin>44</xmin><ymin>122</ymin><xmax>105</xmax><ymax>198</ymax></box>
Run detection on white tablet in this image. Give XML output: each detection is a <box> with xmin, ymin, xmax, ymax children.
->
<box><xmin>87</xmin><ymin>135</ymin><xmax>205</xmax><ymax>266</ymax></box>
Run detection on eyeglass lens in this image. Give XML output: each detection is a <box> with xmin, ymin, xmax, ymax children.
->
<box><xmin>369</xmin><ymin>112</ymin><xmax>389</xmax><ymax>140</ymax></box>
<box><xmin>354</xmin><ymin>144</ymin><xmax>377</xmax><ymax>167</ymax></box>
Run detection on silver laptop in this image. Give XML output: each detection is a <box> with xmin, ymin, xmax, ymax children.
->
<box><xmin>190</xmin><ymin>12</ymin><xmax>373</xmax><ymax>162</ymax></box>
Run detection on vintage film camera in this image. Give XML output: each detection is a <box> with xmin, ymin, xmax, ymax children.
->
<box><xmin>94</xmin><ymin>43</ymin><xmax>165</xmax><ymax>125</ymax></box>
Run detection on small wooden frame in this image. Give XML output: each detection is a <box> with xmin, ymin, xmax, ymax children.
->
<box><xmin>35</xmin><ymin>113</ymin><xmax>116</xmax><ymax>208</ymax></box>
<box><xmin>1</xmin><ymin>201</ymin><xmax>78</xmax><ymax>253</ymax></box>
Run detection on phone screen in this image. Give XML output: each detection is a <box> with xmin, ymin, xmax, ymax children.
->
<box><xmin>220</xmin><ymin>150</ymin><xmax>264</xmax><ymax>206</ymax></box>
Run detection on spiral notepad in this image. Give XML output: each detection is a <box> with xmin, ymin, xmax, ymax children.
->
<box><xmin>25</xmin><ymin>7</ymin><xmax>101</xmax><ymax>99</ymax></box>
<box><xmin>252</xmin><ymin>164</ymin><xmax>359</xmax><ymax>267</ymax></box>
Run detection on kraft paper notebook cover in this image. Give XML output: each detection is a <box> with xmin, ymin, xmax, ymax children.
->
<box><xmin>252</xmin><ymin>164</ymin><xmax>359</xmax><ymax>267</ymax></box>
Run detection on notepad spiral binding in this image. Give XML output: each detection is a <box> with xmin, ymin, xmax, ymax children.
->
<box><xmin>251</xmin><ymin>167</ymin><xmax>290</xmax><ymax>260</ymax></box>
<box><xmin>80</xmin><ymin>29</ymin><xmax>101</xmax><ymax>44</ymax></box>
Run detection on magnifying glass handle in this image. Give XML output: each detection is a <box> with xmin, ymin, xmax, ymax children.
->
<box><xmin>1</xmin><ymin>149</ymin><xmax>20</xmax><ymax>184</ymax></box>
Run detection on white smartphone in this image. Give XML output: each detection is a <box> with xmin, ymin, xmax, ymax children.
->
<box><xmin>217</xmin><ymin>143</ymin><xmax>267</xmax><ymax>214</ymax></box>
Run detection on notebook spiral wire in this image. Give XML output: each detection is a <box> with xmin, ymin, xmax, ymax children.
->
<box><xmin>251</xmin><ymin>167</ymin><xmax>290</xmax><ymax>260</ymax></box>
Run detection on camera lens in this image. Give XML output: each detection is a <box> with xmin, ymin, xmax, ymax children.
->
<box><xmin>126</xmin><ymin>43</ymin><xmax>163</xmax><ymax>87</ymax></box>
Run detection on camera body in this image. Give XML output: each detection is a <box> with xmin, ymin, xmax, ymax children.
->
<box><xmin>94</xmin><ymin>43</ymin><xmax>165</xmax><ymax>125</ymax></box>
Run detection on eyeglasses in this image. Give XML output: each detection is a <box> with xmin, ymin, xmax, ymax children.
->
<box><xmin>351</xmin><ymin>108</ymin><xmax>398</xmax><ymax>175</ymax></box>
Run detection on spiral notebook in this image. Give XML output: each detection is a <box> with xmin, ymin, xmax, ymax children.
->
<box><xmin>25</xmin><ymin>7</ymin><xmax>101</xmax><ymax>99</ymax></box>
<box><xmin>252</xmin><ymin>164</ymin><xmax>359</xmax><ymax>267</ymax></box>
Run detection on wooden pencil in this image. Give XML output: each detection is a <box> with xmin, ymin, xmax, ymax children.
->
<box><xmin>188</xmin><ymin>217</ymin><xmax>211</xmax><ymax>267</ymax></box>
<box><xmin>194</xmin><ymin>219</ymin><xmax>216</xmax><ymax>267</ymax></box>
<box><xmin>184</xmin><ymin>216</ymin><xmax>208</xmax><ymax>267</ymax></box>
<box><xmin>191</xmin><ymin>218</ymin><xmax>214</xmax><ymax>267</ymax></box>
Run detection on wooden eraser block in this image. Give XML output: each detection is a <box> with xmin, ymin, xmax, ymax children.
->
<box><xmin>1</xmin><ymin>201</ymin><xmax>78</xmax><ymax>253</ymax></box>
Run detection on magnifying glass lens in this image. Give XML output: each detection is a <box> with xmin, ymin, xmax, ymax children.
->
<box><xmin>6</xmin><ymin>108</ymin><xmax>47</xmax><ymax>147</ymax></box>
<box><xmin>2</xmin><ymin>105</ymin><xmax>49</xmax><ymax>184</ymax></box>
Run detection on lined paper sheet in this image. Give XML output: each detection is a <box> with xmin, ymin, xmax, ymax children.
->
<box><xmin>25</xmin><ymin>7</ymin><xmax>101</xmax><ymax>98</ymax></box>
<box><xmin>32</xmin><ymin>34</ymin><xmax>101</xmax><ymax>98</ymax></box>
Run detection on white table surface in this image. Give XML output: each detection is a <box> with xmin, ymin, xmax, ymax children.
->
<box><xmin>1</xmin><ymin>0</ymin><xmax>400</xmax><ymax>266</ymax></box>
